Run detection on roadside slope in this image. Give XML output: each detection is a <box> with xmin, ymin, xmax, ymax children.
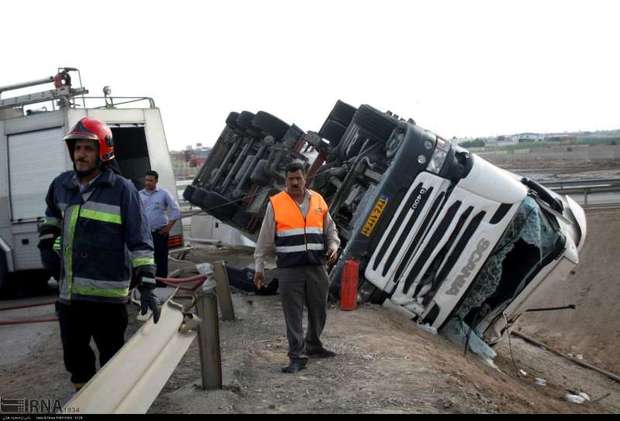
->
<box><xmin>517</xmin><ymin>208</ymin><xmax>620</xmax><ymax>372</ymax></box>
<box><xmin>150</xmin><ymin>292</ymin><xmax>612</xmax><ymax>413</ymax></box>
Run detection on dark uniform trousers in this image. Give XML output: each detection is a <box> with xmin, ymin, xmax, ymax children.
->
<box><xmin>277</xmin><ymin>265</ymin><xmax>329</xmax><ymax>359</ymax></box>
<box><xmin>152</xmin><ymin>231</ymin><xmax>169</xmax><ymax>278</ymax></box>
<box><xmin>57</xmin><ymin>301</ymin><xmax>128</xmax><ymax>384</ymax></box>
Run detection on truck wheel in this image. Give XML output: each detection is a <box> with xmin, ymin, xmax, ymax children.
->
<box><xmin>191</xmin><ymin>188</ymin><xmax>209</xmax><ymax>208</ymax></box>
<box><xmin>252</xmin><ymin>111</ymin><xmax>290</xmax><ymax>140</ymax></box>
<box><xmin>202</xmin><ymin>190</ymin><xmax>241</xmax><ymax>222</ymax></box>
<box><xmin>328</xmin><ymin>100</ymin><xmax>357</xmax><ymax>127</ymax></box>
<box><xmin>183</xmin><ymin>185</ymin><xmax>196</xmax><ymax>202</ymax></box>
<box><xmin>236</xmin><ymin>111</ymin><xmax>256</xmax><ymax>130</ymax></box>
<box><xmin>226</xmin><ymin>112</ymin><xmax>240</xmax><ymax>130</ymax></box>
<box><xmin>318</xmin><ymin>119</ymin><xmax>348</xmax><ymax>147</ymax></box>
<box><xmin>353</xmin><ymin>104</ymin><xmax>399</xmax><ymax>142</ymax></box>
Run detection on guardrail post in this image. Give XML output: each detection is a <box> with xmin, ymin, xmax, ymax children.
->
<box><xmin>212</xmin><ymin>261</ymin><xmax>236</xmax><ymax>321</ymax></box>
<box><xmin>195</xmin><ymin>286</ymin><xmax>222</xmax><ymax>390</ymax></box>
<box><xmin>584</xmin><ymin>188</ymin><xmax>589</xmax><ymax>207</ymax></box>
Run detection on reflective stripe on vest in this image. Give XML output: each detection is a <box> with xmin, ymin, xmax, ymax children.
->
<box><xmin>60</xmin><ymin>204</ymin><xmax>80</xmax><ymax>302</ymax></box>
<box><xmin>60</xmin><ymin>201</ymin><xmax>131</xmax><ymax>301</ymax></box>
<box><xmin>72</xmin><ymin>276</ymin><xmax>130</xmax><ymax>298</ymax></box>
<box><xmin>80</xmin><ymin>201</ymin><xmax>122</xmax><ymax>224</ymax></box>
<box><xmin>270</xmin><ymin>190</ymin><xmax>328</xmax><ymax>268</ymax></box>
<box><xmin>130</xmin><ymin>249</ymin><xmax>155</xmax><ymax>268</ymax></box>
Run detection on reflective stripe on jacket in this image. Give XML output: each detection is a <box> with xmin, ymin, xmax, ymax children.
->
<box><xmin>270</xmin><ymin>190</ymin><xmax>328</xmax><ymax>268</ymax></box>
<box><xmin>41</xmin><ymin>168</ymin><xmax>155</xmax><ymax>304</ymax></box>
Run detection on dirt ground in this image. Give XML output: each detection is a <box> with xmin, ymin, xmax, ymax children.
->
<box><xmin>516</xmin><ymin>208</ymin><xmax>620</xmax><ymax>373</ymax></box>
<box><xmin>154</xmin><ymin>246</ymin><xmax>618</xmax><ymax>414</ymax></box>
<box><xmin>147</xmin><ymin>272</ymin><xmax>619</xmax><ymax>414</ymax></box>
<box><xmin>482</xmin><ymin>148</ymin><xmax>620</xmax><ymax>182</ymax></box>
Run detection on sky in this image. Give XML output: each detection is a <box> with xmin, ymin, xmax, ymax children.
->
<box><xmin>1</xmin><ymin>0</ymin><xmax>619</xmax><ymax>151</ymax></box>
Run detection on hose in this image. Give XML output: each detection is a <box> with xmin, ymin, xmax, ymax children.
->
<box><xmin>1</xmin><ymin>275</ymin><xmax>207</xmax><ymax>327</ymax></box>
<box><xmin>0</xmin><ymin>301</ymin><xmax>58</xmax><ymax>326</ymax></box>
<box><xmin>0</xmin><ymin>317</ymin><xmax>58</xmax><ymax>326</ymax></box>
<box><xmin>0</xmin><ymin>301</ymin><xmax>56</xmax><ymax>312</ymax></box>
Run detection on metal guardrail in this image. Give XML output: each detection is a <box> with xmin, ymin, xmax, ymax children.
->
<box><xmin>542</xmin><ymin>178</ymin><xmax>620</xmax><ymax>207</ymax></box>
<box><xmin>64</xmin><ymin>272</ymin><xmax>235</xmax><ymax>413</ymax></box>
<box><xmin>543</xmin><ymin>178</ymin><xmax>620</xmax><ymax>190</ymax></box>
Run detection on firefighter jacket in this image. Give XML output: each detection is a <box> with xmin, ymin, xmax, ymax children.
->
<box><xmin>270</xmin><ymin>190</ymin><xmax>328</xmax><ymax>268</ymax></box>
<box><xmin>39</xmin><ymin>168</ymin><xmax>155</xmax><ymax>304</ymax></box>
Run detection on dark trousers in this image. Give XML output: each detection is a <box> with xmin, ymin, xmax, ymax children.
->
<box><xmin>277</xmin><ymin>265</ymin><xmax>329</xmax><ymax>360</ymax></box>
<box><xmin>57</xmin><ymin>301</ymin><xmax>128</xmax><ymax>385</ymax></box>
<box><xmin>152</xmin><ymin>231</ymin><xmax>169</xmax><ymax>278</ymax></box>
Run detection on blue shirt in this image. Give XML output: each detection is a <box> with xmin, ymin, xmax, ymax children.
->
<box><xmin>139</xmin><ymin>187</ymin><xmax>181</xmax><ymax>232</ymax></box>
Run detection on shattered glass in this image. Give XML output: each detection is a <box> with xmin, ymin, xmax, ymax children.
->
<box><xmin>453</xmin><ymin>196</ymin><xmax>557</xmax><ymax>323</ymax></box>
<box><xmin>441</xmin><ymin>317</ymin><xmax>497</xmax><ymax>362</ymax></box>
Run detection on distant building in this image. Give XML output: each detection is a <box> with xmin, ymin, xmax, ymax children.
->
<box><xmin>516</xmin><ymin>133</ymin><xmax>543</xmax><ymax>143</ymax></box>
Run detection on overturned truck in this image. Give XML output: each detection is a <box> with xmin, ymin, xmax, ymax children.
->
<box><xmin>184</xmin><ymin>101</ymin><xmax>587</xmax><ymax>346</ymax></box>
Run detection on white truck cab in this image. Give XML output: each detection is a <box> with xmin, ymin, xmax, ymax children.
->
<box><xmin>0</xmin><ymin>68</ymin><xmax>182</xmax><ymax>290</ymax></box>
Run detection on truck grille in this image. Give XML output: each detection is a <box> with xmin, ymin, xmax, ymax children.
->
<box><xmin>366</xmin><ymin>172</ymin><xmax>504</xmax><ymax>304</ymax></box>
<box><xmin>402</xmin><ymin>200</ymin><xmax>463</xmax><ymax>294</ymax></box>
<box><xmin>365</xmin><ymin>172</ymin><xmax>450</xmax><ymax>291</ymax></box>
<box><xmin>392</xmin><ymin>191</ymin><xmax>445</xmax><ymax>281</ymax></box>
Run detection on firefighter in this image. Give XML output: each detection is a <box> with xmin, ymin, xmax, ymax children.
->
<box><xmin>37</xmin><ymin>117</ymin><xmax>160</xmax><ymax>391</ymax></box>
<box><xmin>253</xmin><ymin>160</ymin><xmax>341</xmax><ymax>373</ymax></box>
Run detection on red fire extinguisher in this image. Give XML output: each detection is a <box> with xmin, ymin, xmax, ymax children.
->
<box><xmin>340</xmin><ymin>259</ymin><xmax>359</xmax><ymax>311</ymax></box>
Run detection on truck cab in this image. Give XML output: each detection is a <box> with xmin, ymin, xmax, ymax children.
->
<box><xmin>0</xmin><ymin>68</ymin><xmax>182</xmax><ymax>291</ymax></box>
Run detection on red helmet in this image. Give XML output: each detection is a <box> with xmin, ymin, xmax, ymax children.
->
<box><xmin>64</xmin><ymin>117</ymin><xmax>114</xmax><ymax>162</ymax></box>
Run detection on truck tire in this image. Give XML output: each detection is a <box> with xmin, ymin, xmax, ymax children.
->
<box><xmin>328</xmin><ymin>100</ymin><xmax>357</xmax><ymax>127</ymax></box>
<box><xmin>237</xmin><ymin>111</ymin><xmax>262</xmax><ymax>138</ymax></box>
<box><xmin>202</xmin><ymin>190</ymin><xmax>242</xmax><ymax>222</ymax></box>
<box><xmin>183</xmin><ymin>185</ymin><xmax>196</xmax><ymax>202</ymax></box>
<box><xmin>236</xmin><ymin>111</ymin><xmax>256</xmax><ymax>129</ymax></box>
<box><xmin>191</xmin><ymin>187</ymin><xmax>209</xmax><ymax>208</ymax></box>
<box><xmin>226</xmin><ymin>112</ymin><xmax>240</xmax><ymax>130</ymax></box>
<box><xmin>252</xmin><ymin>111</ymin><xmax>290</xmax><ymax>140</ymax></box>
<box><xmin>353</xmin><ymin>104</ymin><xmax>399</xmax><ymax>142</ymax></box>
<box><xmin>318</xmin><ymin>119</ymin><xmax>348</xmax><ymax>146</ymax></box>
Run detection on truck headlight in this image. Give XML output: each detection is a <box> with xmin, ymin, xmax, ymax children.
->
<box><xmin>426</xmin><ymin>136</ymin><xmax>451</xmax><ymax>174</ymax></box>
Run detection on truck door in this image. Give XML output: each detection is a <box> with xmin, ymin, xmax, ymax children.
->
<box><xmin>8</xmin><ymin>127</ymin><xmax>67</xmax><ymax>222</ymax></box>
<box><xmin>8</xmin><ymin>127</ymin><xmax>67</xmax><ymax>271</ymax></box>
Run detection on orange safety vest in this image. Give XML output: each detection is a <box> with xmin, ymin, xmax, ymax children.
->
<box><xmin>270</xmin><ymin>189</ymin><xmax>328</xmax><ymax>268</ymax></box>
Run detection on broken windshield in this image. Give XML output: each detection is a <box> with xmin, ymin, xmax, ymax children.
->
<box><xmin>450</xmin><ymin>195</ymin><xmax>564</xmax><ymax>333</ymax></box>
